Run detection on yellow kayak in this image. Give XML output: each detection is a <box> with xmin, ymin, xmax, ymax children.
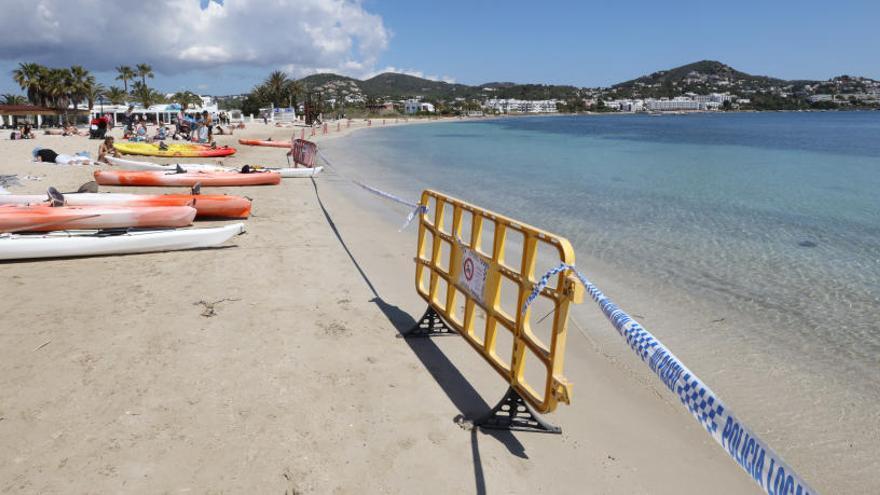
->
<box><xmin>113</xmin><ymin>142</ymin><xmax>236</xmax><ymax>157</ymax></box>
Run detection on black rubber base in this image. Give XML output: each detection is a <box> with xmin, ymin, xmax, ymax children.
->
<box><xmin>474</xmin><ymin>387</ymin><xmax>562</xmax><ymax>434</ymax></box>
<box><xmin>402</xmin><ymin>306</ymin><xmax>456</xmax><ymax>338</ymax></box>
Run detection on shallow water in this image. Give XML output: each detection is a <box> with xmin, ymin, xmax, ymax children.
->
<box><xmin>322</xmin><ymin>112</ymin><xmax>880</xmax><ymax>491</ymax></box>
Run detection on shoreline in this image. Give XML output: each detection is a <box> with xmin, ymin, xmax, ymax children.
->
<box><xmin>318</xmin><ymin>118</ymin><xmax>875</xmax><ymax>495</ymax></box>
<box><xmin>0</xmin><ymin>121</ymin><xmax>805</xmax><ymax>494</ymax></box>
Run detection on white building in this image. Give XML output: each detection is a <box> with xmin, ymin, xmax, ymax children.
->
<box><xmin>88</xmin><ymin>95</ymin><xmax>219</xmax><ymax>125</ymax></box>
<box><xmin>645</xmin><ymin>97</ymin><xmax>705</xmax><ymax>111</ymax></box>
<box><xmin>404</xmin><ymin>99</ymin><xmax>435</xmax><ymax>114</ymax></box>
<box><xmin>483</xmin><ymin>98</ymin><xmax>558</xmax><ymax>113</ymax></box>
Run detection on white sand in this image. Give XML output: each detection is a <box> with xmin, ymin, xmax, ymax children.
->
<box><xmin>0</xmin><ymin>120</ymin><xmax>763</xmax><ymax>493</ymax></box>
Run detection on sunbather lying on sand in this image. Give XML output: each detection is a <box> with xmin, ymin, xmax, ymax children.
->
<box><xmin>32</xmin><ymin>146</ymin><xmax>91</xmax><ymax>165</ymax></box>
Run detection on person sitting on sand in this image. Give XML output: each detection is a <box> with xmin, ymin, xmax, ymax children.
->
<box><xmin>154</xmin><ymin>125</ymin><xmax>168</xmax><ymax>141</ymax></box>
<box><xmin>32</xmin><ymin>146</ymin><xmax>91</xmax><ymax>165</ymax></box>
<box><xmin>97</xmin><ymin>136</ymin><xmax>118</xmax><ymax>163</ymax></box>
<box><xmin>132</xmin><ymin>121</ymin><xmax>149</xmax><ymax>142</ymax></box>
<box><xmin>21</xmin><ymin>124</ymin><xmax>35</xmax><ymax>139</ymax></box>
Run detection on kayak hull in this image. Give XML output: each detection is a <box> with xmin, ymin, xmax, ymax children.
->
<box><xmin>0</xmin><ymin>205</ymin><xmax>197</xmax><ymax>232</ymax></box>
<box><xmin>0</xmin><ymin>223</ymin><xmax>245</xmax><ymax>261</ymax></box>
<box><xmin>94</xmin><ymin>170</ymin><xmax>281</xmax><ymax>187</ymax></box>
<box><xmin>238</xmin><ymin>139</ymin><xmax>292</xmax><ymax>148</ymax></box>
<box><xmin>0</xmin><ymin>193</ymin><xmax>251</xmax><ymax>219</ymax></box>
<box><xmin>275</xmin><ymin>166</ymin><xmax>323</xmax><ymax>178</ymax></box>
<box><xmin>114</xmin><ymin>143</ymin><xmax>236</xmax><ymax>158</ymax></box>
<box><xmin>105</xmin><ymin>156</ymin><xmax>229</xmax><ymax>172</ymax></box>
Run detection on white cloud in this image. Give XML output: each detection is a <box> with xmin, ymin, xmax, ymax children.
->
<box><xmin>0</xmin><ymin>0</ymin><xmax>390</xmax><ymax>76</ymax></box>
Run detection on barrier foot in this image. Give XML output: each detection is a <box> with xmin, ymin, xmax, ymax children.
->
<box><xmin>474</xmin><ymin>387</ymin><xmax>561</xmax><ymax>434</ymax></box>
<box><xmin>401</xmin><ymin>306</ymin><xmax>456</xmax><ymax>338</ymax></box>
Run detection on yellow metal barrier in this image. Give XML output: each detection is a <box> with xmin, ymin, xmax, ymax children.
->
<box><xmin>413</xmin><ymin>189</ymin><xmax>583</xmax><ymax>415</ymax></box>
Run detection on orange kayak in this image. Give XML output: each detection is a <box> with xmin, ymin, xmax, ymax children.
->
<box><xmin>0</xmin><ymin>205</ymin><xmax>196</xmax><ymax>232</ymax></box>
<box><xmin>0</xmin><ymin>193</ymin><xmax>251</xmax><ymax>219</ymax></box>
<box><xmin>238</xmin><ymin>139</ymin><xmax>291</xmax><ymax>148</ymax></box>
<box><xmin>111</xmin><ymin>194</ymin><xmax>252</xmax><ymax>219</ymax></box>
<box><xmin>94</xmin><ymin>170</ymin><xmax>282</xmax><ymax>187</ymax></box>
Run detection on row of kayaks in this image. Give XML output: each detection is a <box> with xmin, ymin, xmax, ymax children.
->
<box><xmin>0</xmin><ymin>187</ymin><xmax>249</xmax><ymax>260</ymax></box>
<box><xmin>5</xmin><ymin>137</ymin><xmax>322</xmax><ymax>260</ymax></box>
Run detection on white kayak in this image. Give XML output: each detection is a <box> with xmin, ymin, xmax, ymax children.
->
<box><xmin>0</xmin><ymin>223</ymin><xmax>244</xmax><ymax>261</ymax></box>
<box><xmin>105</xmin><ymin>155</ymin><xmax>230</xmax><ymax>172</ymax></box>
<box><xmin>272</xmin><ymin>166</ymin><xmax>323</xmax><ymax>178</ymax></box>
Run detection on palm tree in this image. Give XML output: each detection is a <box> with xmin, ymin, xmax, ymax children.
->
<box><xmin>171</xmin><ymin>90</ymin><xmax>202</xmax><ymax>110</ymax></box>
<box><xmin>135</xmin><ymin>63</ymin><xmax>154</xmax><ymax>86</ymax></box>
<box><xmin>284</xmin><ymin>79</ymin><xmax>304</xmax><ymax>109</ymax></box>
<box><xmin>263</xmin><ymin>70</ymin><xmax>290</xmax><ymax>107</ymax></box>
<box><xmin>1</xmin><ymin>94</ymin><xmax>27</xmax><ymax>105</ymax></box>
<box><xmin>105</xmin><ymin>86</ymin><xmax>128</xmax><ymax>105</ymax></box>
<box><xmin>12</xmin><ymin>62</ymin><xmax>46</xmax><ymax>105</ymax></box>
<box><xmin>68</xmin><ymin>65</ymin><xmax>95</xmax><ymax>112</ymax></box>
<box><xmin>85</xmin><ymin>82</ymin><xmax>106</xmax><ymax>111</ymax></box>
<box><xmin>132</xmin><ymin>81</ymin><xmax>164</xmax><ymax>109</ymax></box>
<box><xmin>115</xmin><ymin>65</ymin><xmax>135</xmax><ymax>93</ymax></box>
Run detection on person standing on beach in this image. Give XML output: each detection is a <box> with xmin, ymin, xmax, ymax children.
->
<box><xmin>124</xmin><ymin>105</ymin><xmax>135</xmax><ymax>131</ymax></box>
<box><xmin>203</xmin><ymin>110</ymin><xmax>213</xmax><ymax>142</ymax></box>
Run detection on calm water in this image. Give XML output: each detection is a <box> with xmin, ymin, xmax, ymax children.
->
<box><xmin>323</xmin><ymin>112</ymin><xmax>880</xmax><ymax>489</ymax></box>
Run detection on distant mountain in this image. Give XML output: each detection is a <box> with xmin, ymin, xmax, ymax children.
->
<box><xmin>614</xmin><ymin>60</ymin><xmax>784</xmax><ymax>88</ymax></box>
<box><xmin>290</xmin><ymin>62</ymin><xmax>879</xmax><ymax>106</ymax></box>
<box><xmin>359</xmin><ymin>73</ymin><xmax>478</xmax><ymax>99</ymax></box>
<box><xmin>294</xmin><ymin>72</ymin><xmax>583</xmax><ymax>101</ymax></box>
<box><xmin>298</xmin><ymin>73</ymin><xmax>359</xmax><ymax>87</ymax></box>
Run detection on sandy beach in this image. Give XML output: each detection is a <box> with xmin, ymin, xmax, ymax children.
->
<box><xmin>0</xmin><ymin>120</ymin><xmax>763</xmax><ymax>494</ymax></box>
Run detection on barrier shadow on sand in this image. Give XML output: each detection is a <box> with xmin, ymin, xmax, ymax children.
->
<box><xmin>311</xmin><ymin>178</ymin><xmax>529</xmax><ymax>493</ymax></box>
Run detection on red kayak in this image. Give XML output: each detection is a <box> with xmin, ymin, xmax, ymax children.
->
<box><xmin>238</xmin><ymin>139</ymin><xmax>292</xmax><ymax>148</ymax></box>
<box><xmin>94</xmin><ymin>170</ymin><xmax>282</xmax><ymax>187</ymax></box>
<box><xmin>0</xmin><ymin>205</ymin><xmax>196</xmax><ymax>232</ymax></box>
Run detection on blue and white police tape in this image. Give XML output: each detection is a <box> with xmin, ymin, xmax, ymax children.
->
<box><xmin>352</xmin><ymin>180</ymin><xmax>427</xmax><ymax>231</ymax></box>
<box><xmin>317</xmin><ymin>150</ymin><xmax>427</xmax><ymax>230</ymax></box>
<box><xmin>523</xmin><ymin>263</ymin><xmax>818</xmax><ymax>495</ymax></box>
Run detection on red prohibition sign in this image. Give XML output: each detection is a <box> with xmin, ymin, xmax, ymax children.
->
<box><xmin>463</xmin><ymin>258</ymin><xmax>475</xmax><ymax>281</ymax></box>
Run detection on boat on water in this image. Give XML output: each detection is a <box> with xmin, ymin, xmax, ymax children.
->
<box><xmin>0</xmin><ymin>223</ymin><xmax>245</xmax><ymax>261</ymax></box>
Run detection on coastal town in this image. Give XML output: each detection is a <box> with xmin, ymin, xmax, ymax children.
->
<box><xmin>3</xmin><ymin>60</ymin><xmax>880</xmax><ymax>130</ymax></box>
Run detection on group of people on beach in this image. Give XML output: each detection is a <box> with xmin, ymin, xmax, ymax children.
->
<box><xmin>8</xmin><ymin>123</ymin><xmax>35</xmax><ymax>140</ymax></box>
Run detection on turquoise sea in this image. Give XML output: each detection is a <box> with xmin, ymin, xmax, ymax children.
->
<box><xmin>322</xmin><ymin>111</ymin><xmax>880</xmax><ymax>489</ymax></box>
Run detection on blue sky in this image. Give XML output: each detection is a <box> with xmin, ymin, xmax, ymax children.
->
<box><xmin>1</xmin><ymin>0</ymin><xmax>878</xmax><ymax>96</ymax></box>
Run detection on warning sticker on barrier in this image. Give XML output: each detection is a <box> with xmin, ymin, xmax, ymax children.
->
<box><xmin>458</xmin><ymin>246</ymin><xmax>488</xmax><ymax>304</ymax></box>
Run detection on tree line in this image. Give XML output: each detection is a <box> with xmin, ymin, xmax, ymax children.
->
<box><xmin>4</xmin><ymin>62</ymin><xmax>206</xmax><ymax>118</ymax></box>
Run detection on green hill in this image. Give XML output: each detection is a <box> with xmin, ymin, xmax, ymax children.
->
<box><xmin>615</xmin><ymin>60</ymin><xmax>785</xmax><ymax>88</ymax></box>
<box><xmin>359</xmin><ymin>73</ymin><xmax>479</xmax><ymax>99</ymax></box>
